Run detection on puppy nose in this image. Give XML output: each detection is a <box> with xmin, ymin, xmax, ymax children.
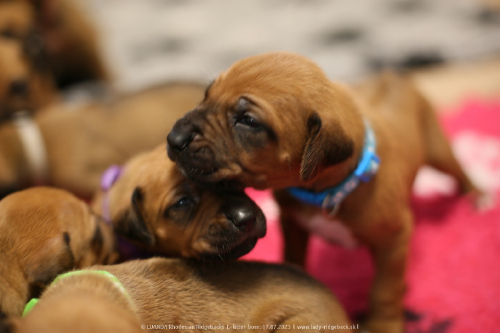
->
<box><xmin>167</xmin><ymin>119</ymin><xmax>197</xmax><ymax>153</ymax></box>
<box><xmin>10</xmin><ymin>79</ymin><xmax>29</xmax><ymax>96</ymax></box>
<box><xmin>224</xmin><ymin>200</ymin><xmax>257</xmax><ymax>231</ymax></box>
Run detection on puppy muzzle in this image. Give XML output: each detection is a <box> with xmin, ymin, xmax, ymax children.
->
<box><xmin>199</xmin><ymin>196</ymin><xmax>267</xmax><ymax>261</ymax></box>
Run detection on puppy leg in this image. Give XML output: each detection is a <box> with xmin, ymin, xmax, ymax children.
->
<box><xmin>420</xmin><ymin>98</ymin><xmax>476</xmax><ymax>193</ymax></box>
<box><xmin>274</xmin><ymin>191</ymin><xmax>310</xmax><ymax>266</ymax></box>
<box><xmin>363</xmin><ymin>210</ymin><xmax>413</xmax><ymax>333</ymax></box>
<box><xmin>280</xmin><ymin>215</ymin><xmax>310</xmax><ymax>266</ymax></box>
<box><xmin>418</xmin><ymin>97</ymin><xmax>495</xmax><ymax>209</ymax></box>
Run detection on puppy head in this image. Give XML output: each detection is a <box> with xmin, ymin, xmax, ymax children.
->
<box><xmin>0</xmin><ymin>187</ymin><xmax>118</xmax><ymax>315</ymax></box>
<box><xmin>100</xmin><ymin>145</ymin><xmax>266</xmax><ymax>260</ymax></box>
<box><xmin>0</xmin><ymin>35</ymin><xmax>55</xmax><ymax>120</ymax></box>
<box><xmin>167</xmin><ymin>51</ymin><xmax>360</xmax><ymax>189</ymax></box>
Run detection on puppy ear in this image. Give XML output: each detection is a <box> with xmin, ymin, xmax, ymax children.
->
<box><xmin>115</xmin><ymin>187</ymin><xmax>155</xmax><ymax>246</ymax></box>
<box><xmin>300</xmin><ymin>113</ymin><xmax>354</xmax><ymax>181</ymax></box>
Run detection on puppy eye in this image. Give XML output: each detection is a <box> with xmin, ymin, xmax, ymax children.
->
<box><xmin>1</xmin><ymin>29</ymin><xmax>16</xmax><ymax>39</ymax></box>
<box><xmin>237</xmin><ymin>114</ymin><xmax>261</xmax><ymax>129</ymax></box>
<box><xmin>171</xmin><ymin>197</ymin><xmax>194</xmax><ymax>209</ymax></box>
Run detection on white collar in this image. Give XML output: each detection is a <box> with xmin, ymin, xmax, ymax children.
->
<box><xmin>12</xmin><ymin>111</ymin><xmax>50</xmax><ymax>185</ymax></box>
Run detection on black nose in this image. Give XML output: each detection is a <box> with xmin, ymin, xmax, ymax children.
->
<box><xmin>223</xmin><ymin>199</ymin><xmax>257</xmax><ymax>231</ymax></box>
<box><xmin>10</xmin><ymin>79</ymin><xmax>29</xmax><ymax>96</ymax></box>
<box><xmin>167</xmin><ymin>119</ymin><xmax>197</xmax><ymax>153</ymax></box>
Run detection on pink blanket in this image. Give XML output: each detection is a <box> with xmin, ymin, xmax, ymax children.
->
<box><xmin>243</xmin><ymin>98</ymin><xmax>500</xmax><ymax>333</ymax></box>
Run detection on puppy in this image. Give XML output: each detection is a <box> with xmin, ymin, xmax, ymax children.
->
<box><xmin>0</xmin><ymin>0</ymin><xmax>110</xmax><ymax>88</ymax></box>
<box><xmin>2</xmin><ymin>257</ymin><xmax>353</xmax><ymax>332</ymax></box>
<box><xmin>91</xmin><ymin>145</ymin><xmax>266</xmax><ymax>261</ymax></box>
<box><xmin>2</xmin><ymin>271</ymin><xmax>142</xmax><ymax>333</ymax></box>
<box><xmin>0</xmin><ymin>187</ymin><xmax>117</xmax><ymax>317</ymax></box>
<box><xmin>167</xmin><ymin>52</ymin><xmax>480</xmax><ymax>333</ymax></box>
<box><xmin>0</xmin><ymin>37</ymin><xmax>57</xmax><ymax>121</ymax></box>
<box><xmin>0</xmin><ymin>82</ymin><xmax>204</xmax><ymax>199</ymax></box>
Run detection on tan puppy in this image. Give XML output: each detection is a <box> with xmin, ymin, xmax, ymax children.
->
<box><xmin>0</xmin><ymin>82</ymin><xmax>204</xmax><ymax>199</ymax></box>
<box><xmin>91</xmin><ymin>145</ymin><xmax>266</xmax><ymax>260</ymax></box>
<box><xmin>167</xmin><ymin>52</ymin><xmax>479</xmax><ymax>333</ymax></box>
<box><xmin>0</xmin><ymin>38</ymin><xmax>57</xmax><ymax>120</ymax></box>
<box><xmin>2</xmin><ymin>258</ymin><xmax>353</xmax><ymax>332</ymax></box>
<box><xmin>0</xmin><ymin>0</ymin><xmax>110</xmax><ymax>88</ymax></box>
<box><xmin>0</xmin><ymin>187</ymin><xmax>117</xmax><ymax>317</ymax></box>
<box><xmin>1</xmin><ymin>272</ymin><xmax>142</xmax><ymax>333</ymax></box>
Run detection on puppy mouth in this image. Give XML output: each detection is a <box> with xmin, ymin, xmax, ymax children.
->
<box><xmin>200</xmin><ymin>237</ymin><xmax>259</xmax><ymax>261</ymax></box>
<box><xmin>177</xmin><ymin>164</ymin><xmax>245</xmax><ymax>191</ymax></box>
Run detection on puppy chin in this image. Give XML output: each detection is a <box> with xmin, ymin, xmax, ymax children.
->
<box><xmin>199</xmin><ymin>237</ymin><xmax>259</xmax><ymax>261</ymax></box>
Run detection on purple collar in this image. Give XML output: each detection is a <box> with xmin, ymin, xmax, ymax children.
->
<box><xmin>99</xmin><ymin>165</ymin><xmax>161</xmax><ymax>260</ymax></box>
<box><xmin>100</xmin><ymin>165</ymin><xmax>123</xmax><ymax>224</ymax></box>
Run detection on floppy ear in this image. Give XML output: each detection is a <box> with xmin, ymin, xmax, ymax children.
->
<box><xmin>115</xmin><ymin>188</ymin><xmax>155</xmax><ymax>246</ymax></box>
<box><xmin>300</xmin><ymin>113</ymin><xmax>354</xmax><ymax>181</ymax></box>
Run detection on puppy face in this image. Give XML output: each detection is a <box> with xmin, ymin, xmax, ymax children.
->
<box><xmin>99</xmin><ymin>146</ymin><xmax>266</xmax><ymax>260</ymax></box>
<box><xmin>167</xmin><ymin>52</ymin><xmax>357</xmax><ymax>189</ymax></box>
<box><xmin>0</xmin><ymin>37</ymin><xmax>55</xmax><ymax>120</ymax></box>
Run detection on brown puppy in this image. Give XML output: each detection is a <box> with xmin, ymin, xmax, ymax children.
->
<box><xmin>0</xmin><ymin>82</ymin><xmax>204</xmax><ymax>199</ymax></box>
<box><xmin>2</xmin><ymin>258</ymin><xmax>353</xmax><ymax>332</ymax></box>
<box><xmin>167</xmin><ymin>52</ymin><xmax>479</xmax><ymax>333</ymax></box>
<box><xmin>0</xmin><ymin>38</ymin><xmax>57</xmax><ymax>120</ymax></box>
<box><xmin>2</xmin><ymin>272</ymin><xmax>142</xmax><ymax>333</ymax></box>
<box><xmin>0</xmin><ymin>0</ymin><xmax>110</xmax><ymax>88</ymax></box>
<box><xmin>0</xmin><ymin>187</ymin><xmax>117</xmax><ymax>317</ymax></box>
<box><xmin>91</xmin><ymin>145</ymin><xmax>266</xmax><ymax>261</ymax></box>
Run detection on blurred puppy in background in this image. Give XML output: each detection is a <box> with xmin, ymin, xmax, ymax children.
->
<box><xmin>1</xmin><ymin>258</ymin><xmax>353</xmax><ymax>333</ymax></box>
<box><xmin>0</xmin><ymin>187</ymin><xmax>117</xmax><ymax>317</ymax></box>
<box><xmin>91</xmin><ymin>145</ymin><xmax>267</xmax><ymax>261</ymax></box>
<box><xmin>0</xmin><ymin>37</ymin><xmax>57</xmax><ymax>121</ymax></box>
<box><xmin>0</xmin><ymin>0</ymin><xmax>110</xmax><ymax>89</ymax></box>
<box><xmin>0</xmin><ymin>82</ymin><xmax>204</xmax><ymax>199</ymax></box>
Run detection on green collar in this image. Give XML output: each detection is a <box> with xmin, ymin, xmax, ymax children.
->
<box><xmin>22</xmin><ymin>270</ymin><xmax>130</xmax><ymax>317</ymax></box>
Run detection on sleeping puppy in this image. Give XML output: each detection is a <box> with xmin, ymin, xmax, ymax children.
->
<box><xmin>1</xmin><ymin>257</ymin><xmax>353</xmax><ymax>332</ymax></box>
<box><xmin>0</xmin><ymin>187</ymin><xmax>117</xmax><ymax>317</ymax></box>
<box><xmin>166</xmin><ymin>52</ymin><xmax>480</xmax><ymax>333</ymax></box>
<box><xmin>0</xmin><ymin>82</ymin><xmax>204</xmax><ymax>199</ymax></box>
<box><xmin>91</xmin><ymin>145</ymin><xmax>266</xmax><ymax>261</ymax></box>
<box><xmin>0</xmin><ymin>37</ymin><xmax>57</xmax><ymax>121</ymax></box>
<box><xmin>0</xmin><ymin>0</ymin><xmax>110</xmax><ymax>88</ymax></box>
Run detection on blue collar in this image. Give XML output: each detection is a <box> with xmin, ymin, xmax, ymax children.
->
<box><xmin>288</xmin><ymin>120</ymin><xmax>380</xmax><ymax>215</ymax></box>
